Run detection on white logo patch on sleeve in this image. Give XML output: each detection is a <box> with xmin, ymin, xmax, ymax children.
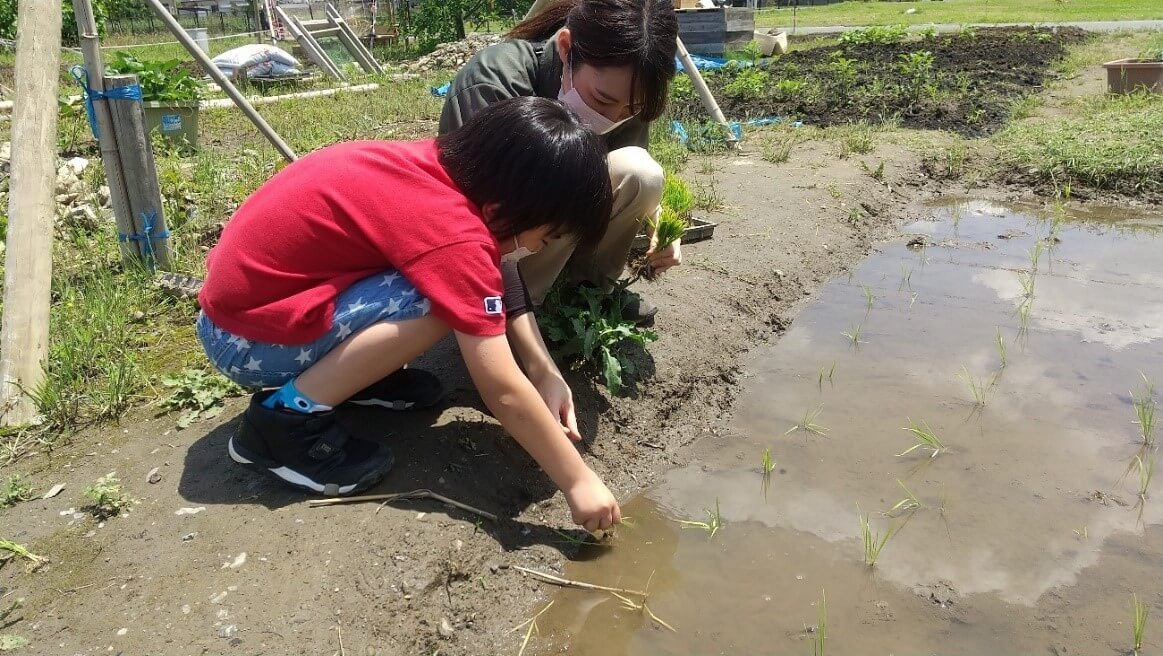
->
<box><xmin>483</xmin><ymin>296</ymin><xmax>504</xmax><ymax>315</ymax></box>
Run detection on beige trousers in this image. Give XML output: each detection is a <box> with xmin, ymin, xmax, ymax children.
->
<box><xmin>519</xmin><ymin>146</ymin><xmax>665</xmax><ymax>303</ymax></box>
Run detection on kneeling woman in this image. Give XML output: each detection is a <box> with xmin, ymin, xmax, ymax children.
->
<box><xmin>197</xmin><ymin>97</ymin><xmax>622</xmax><ymax>532</ymax></box>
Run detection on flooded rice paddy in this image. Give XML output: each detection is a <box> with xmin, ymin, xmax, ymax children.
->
<box><xmin>538</xmin><ymin>199</ymin><xmax>1163</xmax><ymax>655</ymax></box>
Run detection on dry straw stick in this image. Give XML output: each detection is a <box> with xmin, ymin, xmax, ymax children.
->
<box><xmin>513</xmin><ymin>566</ymin><xmax>648</xmax><ymax>597</ymax></box>
<box><xmin>307</xmin><ymin>489</ymin><xmax>498</xmax><ymax>522</ymax></box>
<box><xmin>508</xmin><ymin>600</ymin><xmax>555</xmax><ymax>656</ymax></box>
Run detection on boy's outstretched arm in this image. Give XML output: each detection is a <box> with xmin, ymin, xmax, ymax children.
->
<box><xmin>507</xmin><ymin>312</ymin><xmax>582</xmax><ymax>442</ymax></box>
<box><xmin>456</xmin><ymin>331</ymin><xmax>621</xmax><ymax>532</ymax></box>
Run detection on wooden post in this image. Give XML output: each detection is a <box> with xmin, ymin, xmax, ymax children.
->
<box><xmin>105</xmin><ymin>75</ymin><xmax>174</xmax><ymax>271</ymax></box>
<box><xmin>0</xmin><ymin>0</ymin><xmax>62</xmax><ymax>426</ymax></box>
<box><xmin>145</xmin><ymin>0</ymin><xmax>299</xmax><ymax>162</ymax></box>
<box><xmin>676</xmin><ymin>36</ymin><xmax>739</xmax><ymax>148</ymax></box>
<box><xmin>73</xmin><ymin>0</ymin><xmax>141</xmax><ymax>265</ymax></box>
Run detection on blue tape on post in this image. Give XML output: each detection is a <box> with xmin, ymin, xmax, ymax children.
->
<box><xmin>118</xmin><ymin>209</ymin><xmax>170</xmax><ymax>270</ymax></box>
<box><xmin>70</xmin><ymin>65</ymin><xmax>144</xmax><ymax>140</ymax></box>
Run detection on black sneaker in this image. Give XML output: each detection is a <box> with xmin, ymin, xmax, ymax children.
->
<box><xmin>622</xmin><ymin>292</ymin><xmax>658</xmax><ymax>328</ymax></box>
<box><xmin>346</xmin><ymin>367</ymin><xmax>444</xmax><ymax>410</ymax></box>
<box><xmin>228</xmin><ymin>391</ymin><xmax>393</xmax><ymax>496</ymax></box>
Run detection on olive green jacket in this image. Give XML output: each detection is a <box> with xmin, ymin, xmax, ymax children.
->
<box><xmin>437</xmin><ymin>35</ymin><xmax>650</xmax><ymax>152</ymax></box>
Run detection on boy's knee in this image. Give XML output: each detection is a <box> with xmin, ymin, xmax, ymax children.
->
<box><xmin>609</xmin><ymin>147</ymin><xmax>665</xmax><ymax>208</ymax></box>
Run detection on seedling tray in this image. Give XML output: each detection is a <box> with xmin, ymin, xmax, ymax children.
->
<box><xmin>632</xmin><ymin>216</ymin><xmax>718</xmax><ymax>251</ymax></box>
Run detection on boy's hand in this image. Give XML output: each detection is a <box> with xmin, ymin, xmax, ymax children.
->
<box><xmin>564</xmin><ymin>471</ymin><xmax>621</xmax><ymax>532</ymax></box>
<box><xmin>533</xmin><ymin>371</ymin><xmax>581</xmax><ymax>442</ymax></box>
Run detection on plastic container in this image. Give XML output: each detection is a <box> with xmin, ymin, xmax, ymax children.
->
<box><xmin>186</xmin><ymin>27</ymin><xmax>210</xmax><ymax>54</ymax></box>
<box><xmin>1103</xmin><ymin>58</ymin><xmax>1163</xmax><ymax>94</ymax></box>
<box><xmin>142</xmin><ymin>101</ymin><xmax>200</xmax><ymax>149</ymax></box>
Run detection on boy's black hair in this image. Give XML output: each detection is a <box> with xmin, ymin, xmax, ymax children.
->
<box><xmin>437</xmin><ymin>96</ymin><xmax>613</xmax><ymax>250</ymax></box>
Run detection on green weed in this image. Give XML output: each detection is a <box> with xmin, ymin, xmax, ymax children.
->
<box><xmin>724</xmin><ymin>67</ymin><xmax>771</xmax><ymax>100</ymax></box>
<box><xmin>541</xmin><ymin>282</ymin><xmax>658</xmax><ymax>395</ymax></box>
<box><xmin>838</xmin><ymin>24</ymin><xmax>909</xmax><ymax>47</ymax></box>
<box><xmin>898</xmin><ymin>418</ymin><xmax>947</xmax><ymax>458</ymax></box>
<box><xmin>83</xmin><ymin>473</ymin><xmax>131</xmax><ymax>520</ymax></box>
<box><xmin>859</xmin><ymin>507</ymin><xmax>895</xmax><ymax>567</ymax></box>
<box><xmin>161</xmin><ymin>369</ymin><xmax>245</xmax><ymax>429</ymax></box>
<box><xmin>0</xmin><ymin>477</ymin><xmax>33</xmax><ymax>508</ymax></box>
<box><xmin>678</xmin><ymin>498</ymin><xmax>724</xmax><ymax>538</ymax></box>
<box><xmin>763</xmin><ymin>137</ymin><xmax>794</xmax><ymax>163</ymax></box>
<box><xmin>692</xmin><ymin>180</ymin><xmax>725</xmax><ymax>213</ymax></box>
<box><xmin>786</xmin><ymin>405</ymin><xmax>828</xmax><ymax>437</ymax></box>
<box><xmin>0</xmin><ymin>539</ymin><xmax>46</xmax><ymax>566</ymax></box>
<box><xmin>1133</xmin><ymin>593</ymin><xmax>1149</xmax><ymax>655</ymax></box>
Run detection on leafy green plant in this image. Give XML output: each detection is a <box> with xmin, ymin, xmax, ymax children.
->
<box><xmin>838</xmin><ymin>24</ymin><xmax>909</xmax><ymax>46</ymax></box>
<box><xmin>898</xmin><ymin>418</ymin><xmax>946</xmax><ymax>458</ymax></box>
<box><xmin>724</xmin><ymin>67</ymin><xmax>770</xmax><ymax>100</ymax></box>
<box><xmin>83</xmin><ymin>473</ymin><xmax>131</xmax><ymax>520</ymax></box>
<box><xmin>827</xmin><ymin>52</ymin><xmax>858</xmax><ymax>89</ymax></box>
<box><xmin>1133</xmin><ymin>593</ymin><xmax>1149</xmax><ymax>656</ymax></box>
<box><xmin>661</xmin><ymin>173</ymin><xmax>695</xmax><ymax>218</ymax></box>
<box><xmin>678</xmin><ymin>498</ymin><xmax>723</xmax><ymax>538</ymax></box>
<box><xmin>161</xmin><ymin>369</ymin><xmax>245</xmax><ymax>429</ymax></box>
<box><xmin>786</xmin><ymin>405</ymin><xmax>828</xmax><ymax>437</ymax></box>
<box><xmin>773</xmin><ymin>78</ymin><xmax>807</xmax><ymax>99</ymax></box>
<box><xmin>0</xmin><ymin>477</ymin><xmax>33</xmax><ymax>508</ymax></box>
<box><xmin>107</xmin><ymin>52</ymin><xmax>205</xmax><ymax>102</ymax></box>
<box><xmin>898</xmin><ymin>51</ymin><xmax>937</xmax><ymax>100</ymax></box>
<box><xmin>861</xmin><ymin>284</ymin><xmax>875</xmax><ymax>311</ymax></box>
<box><xmin>540</xmin><ymin>282</ymin><xmax>657</xmax><ymax>395</ymax></box>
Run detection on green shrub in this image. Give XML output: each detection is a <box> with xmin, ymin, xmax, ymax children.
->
<box><xmin>0</xmin><ymin>0</ymin><xmax>107</xmax><ymax>46</ymax></box>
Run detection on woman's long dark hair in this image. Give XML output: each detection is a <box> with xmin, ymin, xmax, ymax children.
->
<box><xmin>509</xmin><ymin>0</ymin><xmax>678</xmax><ymax>123</ymax></box>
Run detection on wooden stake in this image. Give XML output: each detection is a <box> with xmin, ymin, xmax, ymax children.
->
<box><xmin>0</xmin><ymin>0</ymin><xmax>62</xmax><ymax>426</ymax></box>
<box><xmin>104</xmin><ymin>74</ymin><xmax>173</xmax><ymax>271</ymax></box>
<box><xmin>72</xmin><ymin>0</ymin><xmax>140</xmax><ymax>265</ymax></box>
<box><xmin>145</xmin><ymin>0</ymin><xmax>299</xmax><ymax>163</ymax></box>
<box><xmin>675</xmin><ymin>36</ymin><xmax>739</xmax><ymax>148</ymax></box>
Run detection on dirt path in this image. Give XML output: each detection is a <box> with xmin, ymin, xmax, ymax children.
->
<box><xmin>2</xmin><ymin>138</ymin><xmax>936</xmax><ymax>655</ymax></box>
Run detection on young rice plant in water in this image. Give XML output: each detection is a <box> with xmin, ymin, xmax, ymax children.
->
<box><xmin>898</xmin><ymin>418</ymin><xmax>946</xmax><ymax>458</ymax></box>
<box><xmin>809</xmin><ymin>590</ymin><xmax>827</xmax><ymax>656</ymax></box>
<box><xmin>786</xmin><ymin>404</ymin><xmax>828</xmax><ymax>437</ymax></box>
<box><xmin>678</xmin><ymin>498</ymin><xmax>723</xmax><ymax>538</ymax></box>
<box><xmin>1132</xmin><ymin>373</ymin><xmax>1157</xmax><ymax>446</ymax></box>
<box><xmin>859</xmin><ymin>508</ymin><xmax>895</xmax><ymax>567</ymax></box>
<box><xmin>1132</xmin><ymin>593</ymin><xmax>1149</xmax><ymax>655</ymax></box>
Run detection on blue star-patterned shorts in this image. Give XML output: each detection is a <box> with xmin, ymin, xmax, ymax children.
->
<box><xmin>197</xmin><ymin>270</ymin><xmax>431</xmax><ymax>388</ymax></box>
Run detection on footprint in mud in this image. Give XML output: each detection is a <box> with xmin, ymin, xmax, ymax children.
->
<box><xmin>913</xmin><ymin>580</ymin><xmax>958</xmax><ymax>607</ymax></box>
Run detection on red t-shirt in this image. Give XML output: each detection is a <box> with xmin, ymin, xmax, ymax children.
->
<box><xmin>199</xmin><ymin>139</ymin><xmax>507</xmax><ymax>344</ymax></box>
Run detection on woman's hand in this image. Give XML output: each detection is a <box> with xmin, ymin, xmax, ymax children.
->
<box><xmin>533</xmin><ymin>370</ymin><xmax>582</xmax><ymax>442</ymax></box>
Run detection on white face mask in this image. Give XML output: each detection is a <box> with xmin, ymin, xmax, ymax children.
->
<box><xmin>501</xmin><ymin>237</ymin><xmax>534</xmax><ymax>263</ymax></box>
<box><xmin>558</xmin><ymin>54</ymin><xmax>633</xmax><ymax>135</ymax></box>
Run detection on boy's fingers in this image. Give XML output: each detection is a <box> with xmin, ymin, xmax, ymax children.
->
<box><xmin>564</xmin><ymin>407</ymin><xmax>581</xmax><ymax>442</ymax></box>
<box><xmin>612</xmin><ymin>503</ymin><xmax>622</xmax><ymax>525</ymax></box>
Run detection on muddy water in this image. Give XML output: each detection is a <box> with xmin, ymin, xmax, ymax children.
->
<box><xmin>538</xmin><ymin>200</ymin><xmax>1163</xmax><ymax>655</ymax></box>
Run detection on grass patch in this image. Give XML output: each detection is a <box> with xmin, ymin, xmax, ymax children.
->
<box><xmin>755</xmin><ymin>0</ymin><xmax>1163</xmax><ymax>29</ymax></box>
<box><xmin>0</xmin><ymin>477</ymin><xmax>33</xmax><ymax>508</ymax></box>
<box><xmin>993</xmin><ymin>91</ymin><xmax>1163</xmax><ymax>198</ymax></box>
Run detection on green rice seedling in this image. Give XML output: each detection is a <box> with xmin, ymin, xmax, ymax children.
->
<box><xmin>1132</xmin><ymin>373</ymin><xmax>1157</xmax><ymax>446</ymax></box>
<box><xmin>859</xmin><ymin>508</ymin><xmax>895</xmax><ymax>567</ymax></box>
<box><xmin>610</xmin><ymin>571</ymin><xmax>677</xmax><ymax>633</ymax></box>
<box><xmin>1029</xmin><ymin>240</ymin><xmax>1045</xmax><ymax>273</ymax></box>
<box><xmin>898</xmin><ymin>418</ymin><xmax>946</xmax><ymax>458</ymax></box>
<box><xmin>1135</xmin><ymin>454</ymin><xmax>1155</xmax><ymax>501</ymax></box>
<box><xmin>509</xmin><ymin>600</ymin><xmax>555</xmax><ymax>656</ymax></box>
<box><xmin>1133</xmin><ymin>593</ymin><xmax>1149</xmax><ymax>655</ymax></box>
<box><xmin>842</xmin><ymin>323</ymin><xmax>865</xmax><ymax>349</ymax></box>
<box><xmin>1017</xmin><ymin>270</ymin><xmax>1036</xmax><ymax>299</ymax></box>
<box><xmin>861</xmin><ymin>285</ymin><xmax>875</xmax><ymax>311</ymax></box>
<box><xmin>761</xmin><ymin>447</ymin><xmax>776</xmax><ymax>499</ymax></box>
<box><xmin>661</xmin><ymin>173</ymin><xmax>695</xmax><ymax>218</ymax></box>
<box><xmin>1016</xmin><ymin>300</ymin><xmax>1033</xmax><ymax>341</ymax></box>
<box><xmin>809</xmin><ymin>590</ymin><xmax>827</xmax><ymax>656</ymax></box>
<box><xmin>786</xmin><ymin>405</ymin><xmax>828</xmax><ymax>437</ymax></box>
<box><xmin>958</xmin><ymin>366</ymin><xmax>992</xmax><ymax>407</ymax></box>
<box><xmin>649</xmin><ymin>206</ymin><xmax>688</xmax><ymax>254</ymax></box>
<box><xmin>884</xmin><ymin>479</ymin><xmax>922</xmax><ymax>517</ymax></box>
<box><xmin>898</xmin><ymin>267</ymin><xmax>913</xmax><ymax>292</ymax></box>
<box><xmin>678</xmin><ymin>498</ymin><xmax>724</xmax><ymax>538</ymax></box>
<box><xmin>909</xmin><ymin>292</ymin><xmax>919</xmax><ymax>310</ymax></box>
<box><xmin>817</xmin><ymin>361</ymin><xmax>836</xmax><ymax>388</ymax></box>
<box><xmin>0</xmin><ymin>539</ymin><xmax>46</xmax><ymax>566</ymax></box>
<box><xmin>0</xmin><ymin>477</ymin><xmax>33</xmax><ymax>508</ymax></box>
<box><xmin>995</xmin><ymin>326</ymin><xmax>1008</xmax><ymax>368</ymax></box>
<box><xmin>1073</xmin><ymin>526</ymin><xmax>1088</xmax><ymax>540</ymax></box>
